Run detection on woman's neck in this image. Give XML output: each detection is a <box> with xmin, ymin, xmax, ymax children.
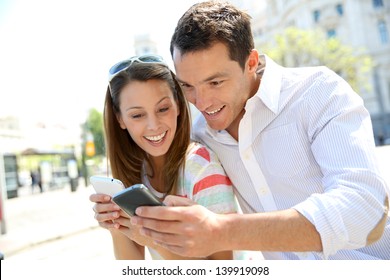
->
<box><xmin>146</xmin><ymin>155</ymin><xmax>166</xmax><ymax>193</ymax></box>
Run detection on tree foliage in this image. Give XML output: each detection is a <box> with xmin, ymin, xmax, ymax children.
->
<box><xmin>83</xmin><ymin>108</ymin><xmax>104</xmax><ymax>157</ymax></box>
<box><xmin>259</xmin><ymin>27</ymin><xmax>373</xmax><ymax>93</ymax></box>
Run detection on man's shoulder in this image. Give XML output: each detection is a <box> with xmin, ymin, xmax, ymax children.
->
<box><xmin>193</xmin><ymin>112</ymin><xmax>206</xmax><ymax>126</ymax></box>
<box><xmin>192</xmin><ymin>113</ymin><xmax>207</xmax><ymax>137</ymax></box>
<box><xmin>285</xmin><ymin>64</ymin><xmax>334</xmax><ymax>81</ymax></box>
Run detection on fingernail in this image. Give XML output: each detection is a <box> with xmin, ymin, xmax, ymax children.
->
<box><xmin>135</xmin><ymin>207</ymin><xmax>142</xmax><ymax>215</ymax></box>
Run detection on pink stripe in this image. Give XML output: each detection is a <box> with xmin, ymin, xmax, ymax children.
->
<box><xmin>194</xmin><ymin>147</ymin><xmax>210</xmax><ymax>162</ymax></box>
<box><xmin>193</xmin><ymin>174</ymin><xmax>232</xmax><ymax>195</ymax></box>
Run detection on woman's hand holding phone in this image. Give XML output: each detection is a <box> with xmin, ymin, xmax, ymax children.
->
<box><xmin>89</xmin><ymin>192</ymin><xmax>123</xmax><ymax>230</ymax></box>
<box><xmin>89</xmin><ymin>176</ymin><xmax>127</xmax><ymax>230</ymax></box>
<box><xmin>89</xmin><ymin>176</ymin><xmax>163</xmax><ymax>247</ymax></box>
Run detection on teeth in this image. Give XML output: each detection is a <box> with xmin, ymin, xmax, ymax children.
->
<box><xmin>145</xmin><ymin>131</ymin><xmax>166</xmax><ymax>142</ymax></box>
<box><xmin>206</xmin><ymin>106</ymin><xmax>224</xmax><ymax>115</ymax></box>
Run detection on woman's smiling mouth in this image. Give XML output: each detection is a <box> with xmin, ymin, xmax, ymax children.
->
<box><xmin>144</xmin><ymin>131</ymin><xmax>167</xmax><ymax>143</ymax></box>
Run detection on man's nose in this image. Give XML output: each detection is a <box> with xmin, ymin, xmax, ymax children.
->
<box><xmin>194</xmin><ymin>88</ymin><xmax>211</xmax><ymax>112</ymax></box>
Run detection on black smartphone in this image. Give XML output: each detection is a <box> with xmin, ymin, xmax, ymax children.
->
<box><xmin>112</xmin><ymin>184</ymin><xmax>164</xmax><ymax>216</ymax></box>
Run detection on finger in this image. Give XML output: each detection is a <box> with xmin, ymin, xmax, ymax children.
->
<box><xmin>135</xmin><ymin>205</ymin><xmax>189</xmax><ymax>220</ymax></box>
<box><xmin>93</xmin><ymin>202</ymin><xmax>121</xmax><ymax>214</ymax></box>
<box><xmin>89</xmin><ymin>193</ymin><xmax>111</xmax><ymax>203</ymax></box>
<box><xmin>118</xmin><ymin>209</ymin><xmax>130</xmax><ymax>218</ymax></box>
<box><xmin>99</xmin><ymin>221</ymin><xmax>118</xmax><ymax>230</ymax></box>
<box><xmin>114</xmin><ymin>217</ymin><xmax>132</xmax><ymax>228</ymax></box>
<box><xmin>94</xmin><ymin>211</ymin><xmax>120</xmax><ymax>223</ymax></box>
<box><xmin>163</xmin><ymin>195</ymin><xmax>196</xmax><ymax>207</ymax></box>
<box><xmin>134</xmin><ymin>216</ymin><xmax>187</xmax><ymax>237</ymax></box>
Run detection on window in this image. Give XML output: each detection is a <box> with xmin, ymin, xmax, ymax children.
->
<box><xmin>378</xmin><ymin>20</ymin><xmax>389</xmax><ymax>44</ymax></box>
<box><xmin>327</xmin><ymin>29</ymin><xmax>336</xmax><ymax>38</ymax></box>
<box><xmin>373</xmin><ymin>0</ymin><xmax>384</xmax><ymax>8</ymax></box>
<box><xmin>336</xmin><ymin>4</ymin><xmax>344</xmax><ymax>16</ymax></box>
<box><xmin>313</xmin><ymin>10</ymin><xmax>320</xmax><ymax>23</ymax></box>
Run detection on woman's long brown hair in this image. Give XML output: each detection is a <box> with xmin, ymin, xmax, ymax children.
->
<box><xmin>103</xmin><ymin>62</ymin><xmax>191</xmax><ymax>195</ymax></box>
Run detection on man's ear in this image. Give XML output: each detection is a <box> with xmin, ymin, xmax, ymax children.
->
<box><xmin>116</xmin><ymin>114</ymin><xmax>127</xmax><ymax>130</ymax></box>
<box><xmin>247</xmin><ymin>49</ymin><xmax>259</xmax><ymax>73</ymax></box>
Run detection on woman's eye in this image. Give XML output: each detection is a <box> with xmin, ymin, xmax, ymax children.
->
<box><xmin>159</xmin><ymin>107</ymin><xmax>169</xmax><ymax>113</ymax></box>
<box><xmin>131</xmin><ymin>114</ymin><xmax>143</xmax><ymax>119</ymax></box>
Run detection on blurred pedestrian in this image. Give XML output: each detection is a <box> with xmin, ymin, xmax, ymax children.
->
<box><xmin>30</xmin><ymin>169</ymin><xmax>43</xmax><ymax>193</ymax></box>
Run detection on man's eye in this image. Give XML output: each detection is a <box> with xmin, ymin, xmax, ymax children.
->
<box><xmin>159</xmin><ymin>107</ymin><xmax>169</xmax><ymax>113</ymax></box>
<box><xmin>180</xmin><ymin>83</ymin><xmax>191</xmax><ymax>88</ymax></box>
<box><xmin>211</xmin><ymin>80</ymin><xmax>223</xmax><ymax>86</ymax></box>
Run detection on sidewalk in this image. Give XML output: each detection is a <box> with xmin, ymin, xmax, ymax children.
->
<box><xmin>0</xmin><ymin>180</ymin><xmax>101</xmax><ymax>258</ymax></box>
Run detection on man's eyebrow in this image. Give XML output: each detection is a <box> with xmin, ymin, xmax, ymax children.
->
<box><xmin>175</xmin><ymin>77</ymin><xmax>187</xmax><ymax>84</ymax></box>
<box><xmin>176</xmin><ymin>72</ymin><xmax>228</xmax><ymax>85</ymax></box>
<box><xmin>203</xmin><ymin>72</ymin><xmax>227</xmax><ymax>82</ymax></box>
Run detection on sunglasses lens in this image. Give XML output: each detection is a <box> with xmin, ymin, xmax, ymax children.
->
<box><xmin>139</xmin><ymin>55</ymin><xmax>164</xmax><ymax>63</ymax></box>
<box><xmin>109</xmin><ymin>60</ymin><xmax>132</xmax><ymax>76</ymax></box>
<box><xmin>108</xmin><ymin>55</ymin><xmax>166</xmax><ymax>84</ymax></box>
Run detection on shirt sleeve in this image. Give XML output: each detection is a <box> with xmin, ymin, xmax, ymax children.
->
<box><xmin>183</xmin><ymin>143</ymin><xmax>237</xmax><ymax>214</ymax></box>
<box><xmin>292</xmin><ymin>69</ymin><xmax>389</xmax><ymax>259</ymax></box>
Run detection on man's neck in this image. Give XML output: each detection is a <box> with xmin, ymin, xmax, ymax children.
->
<box><xmin>226</xmin><ymin>108</ymin><xmax>246</xmax><ymax>141</ymax></box>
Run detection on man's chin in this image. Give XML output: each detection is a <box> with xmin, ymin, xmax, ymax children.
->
<box><xmin>207</xmin><ymin>122</ymin><xmax>226</xmax><ymax>132</ymax></box>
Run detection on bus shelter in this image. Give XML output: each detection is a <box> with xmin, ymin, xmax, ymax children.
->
<box><xmin>20</xmin><ymin>148</ymin><xmax>79</xmax><ymax>192</ymax></box>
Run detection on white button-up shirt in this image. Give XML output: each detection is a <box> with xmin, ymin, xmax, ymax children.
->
<box><xmin>193</xmin><ymin>55</ymin><xmax>390</xmax><ymax>259</ymax></box>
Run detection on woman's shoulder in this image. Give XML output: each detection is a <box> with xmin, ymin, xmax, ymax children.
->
<box><xmin>186</xmin><ymin>141</ymin><xmax>217</xmax><ymax>163</ymax></box>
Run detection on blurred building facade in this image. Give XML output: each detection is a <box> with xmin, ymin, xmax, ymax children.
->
<box><xmin>0</xmin><ymin>116</ymin><xmax>81</xmax><ymax>155</ymax></box>
<box><xmin>0</xmin><ymin>116</ymin><xmax>81</xmax><ymax>198</ymax></box>
<box><xmin>251</xmin><ymin>0</ymin><xmax>390</xmax><ymax>144</ymax></box>
<box><xmin>0</xmin><ymin>117</ymin><xmax>24</xmax><ymax>154</ymax></box>
<box><xmin>134</xmin><ymin>34</ymin><xmax>158</xmax><ymax>56</ymax></box>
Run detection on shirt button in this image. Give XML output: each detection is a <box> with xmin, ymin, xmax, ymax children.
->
<box><xmin>259</xmin><ymin>187</ymin><xmax>268</xmax><ymax>195</ymax></box>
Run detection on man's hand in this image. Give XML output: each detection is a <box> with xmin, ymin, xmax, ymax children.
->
<box><xmin>131</xmin><ymin>195</ymin><xmax>226</xmax><ymax>257</ymax></box>
<box><xmin>113</xmin><ymin>215</ymin><xmax>151</xmax><ymax>247</ymax></box>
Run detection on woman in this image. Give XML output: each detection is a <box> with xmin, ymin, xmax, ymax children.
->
<box><xmin>90</xmin><ymin>55</ymin><xmax>237</xmax><ymax>260</ymax></box>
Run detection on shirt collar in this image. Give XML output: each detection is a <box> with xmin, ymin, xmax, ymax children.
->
<box><xmin>206</xmin><ymin>126</ymin><xmax>237</xmax><ymax>145</ymax></box>
<box><xmin>253</xmin><ymin>54</ymin><xmax>283</xmax><ymax>114</ymax></box>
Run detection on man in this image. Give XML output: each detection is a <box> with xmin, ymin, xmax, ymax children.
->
<box><xmin>133</xmin><ymin>1</ymin><xmax>390</xmax><ymax>259</ymax></box>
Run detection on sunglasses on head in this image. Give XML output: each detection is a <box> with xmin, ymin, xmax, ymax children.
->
<box><xmin>108</xmin><ymin>54</ymin><xmax>166</xmax><ymax>83</ymax></box>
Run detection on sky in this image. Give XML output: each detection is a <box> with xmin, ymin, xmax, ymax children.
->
<box><xmin>0</xmin><ymin>0</ymin><xmax>206</xmax><ymax>129</ymax></box>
